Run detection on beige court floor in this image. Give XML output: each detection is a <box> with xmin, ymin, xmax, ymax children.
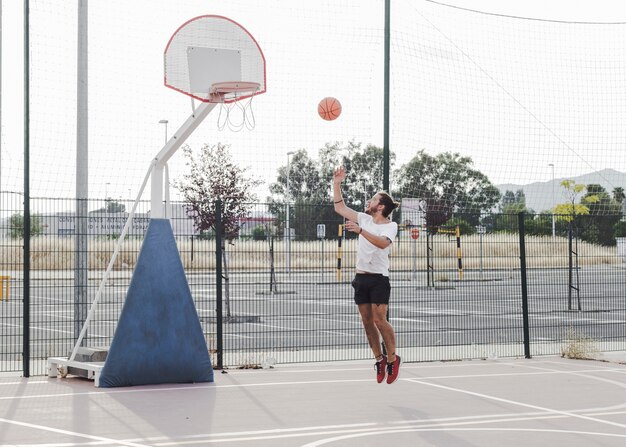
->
<box><xmin>1</xmin><ymin>356</ymin><xmax>626</xmax><ymax>446</ymax></box>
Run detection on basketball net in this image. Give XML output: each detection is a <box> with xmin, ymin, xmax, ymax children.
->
<box><xmin>209</xmin><ymin>81</ymin><xmax>259</xmax><ymax>132</ymax></box>
<box><xmin>216</xmin><ymin>96</ymin><xmax>256</xmax><ymax>132</ymax></box>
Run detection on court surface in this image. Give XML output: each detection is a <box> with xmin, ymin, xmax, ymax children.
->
<box><xmin>2</xmin><ymin>355</ymin><xmax>626</xmax><ymax>446</ymax></box>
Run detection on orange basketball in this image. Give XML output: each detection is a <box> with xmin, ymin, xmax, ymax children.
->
<box><xmin>318</xmin><ymin>97</ymin><xmax>342</xmax><ymax>121</ymax></box>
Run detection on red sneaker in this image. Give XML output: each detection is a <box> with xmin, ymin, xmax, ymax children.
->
<box><xmin>375</xmin><ymin>357</ymin><xmax>387</xmax><ymax>383</ymax></box>
<box><xmin>386</xmin><ymin>355</ymin><xmax>401</xmax><ymax>384</ymax></box>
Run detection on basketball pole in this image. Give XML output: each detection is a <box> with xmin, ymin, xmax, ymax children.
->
<box><xmin>68</xmin><ymin>100</ymin><xmax>217</xmax><ymax>362</ymax></box>
<box><xmin>150</xmin><ymin>101</ymin><xmax>217</xmax><ymax>218</ymax></box>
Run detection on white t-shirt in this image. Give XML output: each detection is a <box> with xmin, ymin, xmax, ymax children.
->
<box><xmin>355</xmin><ymin>212</ymin><xmax>398</xmax><ymax>276</ymax></box>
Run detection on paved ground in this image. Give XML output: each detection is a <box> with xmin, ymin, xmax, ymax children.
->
<box><xmin>1</xmin><ymin>355</ymin><xmax>626</xmax><ymax>446</ymax></box>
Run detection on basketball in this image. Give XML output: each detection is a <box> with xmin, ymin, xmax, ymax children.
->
<box><xmin>318</xmin><ymin>97</ymin><xmax>342</xmax><ymax>121</ymax></box>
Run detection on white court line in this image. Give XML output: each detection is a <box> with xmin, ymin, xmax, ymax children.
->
<box><xmin>390</xmin><ymin>317</ymin><xmax>431</xmax><ymax>324</ymax></box>
<box><xmin>0</xmin><ymin>322</ymin><xmax>73</xmax><ymax>336</ymax></box>
<box><xmin>6</xmin><ymin>408</ymin><xmax>626</xmax><ymax>446</ymax></box>
<box><xmin>522</xmin><ymin>361</ymin><xmax>626</xmax><ymax>386</ymax></box>
<box><xmin>150</xmin><ymin>409</ymin><xmax>626</xmax><ymax>446</ymax></box>
<box><xmin>405</xmin><ymin>378</ymin><xmax>626</xmax><ymax>431</ymax></box>
<box><xmin>0</xmin><ymin>417</ymin><xmax>151</xmax><ymax>447</ymax></box>
<box><xmin>319</xmin><ymin>330</ymin><xmax>359</xmax><ymax>337</ymax></box>
<box><xmin>246</xmin><ymin>322</ymin><xmax>308</xmax><ymax>331</ymax></box>
<box><xmin>299</xmin><ymin>428</ymin><xmax>626</xmax><ymax>447</ymax></box>
<box><xmin>224</xmin><ymin>333</ymin><xmax>253</xmax><ymax>339</ymax></box>
<box><xmin>3</xmin><ymin>365</ymin><xmax>625</xmax><ymax>401</ymax></box>
<box><xmin>310</xmin><ymin>316</ymin><xmax>362</xmax><ymax>327</ymax></box>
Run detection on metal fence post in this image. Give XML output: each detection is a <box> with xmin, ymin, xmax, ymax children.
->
<box><xmin>23</xmin><ymin>0</ymin><xmax>31</xmax><ymax>378</ymax></box>
<box><xmin>215</xmin><ymin>199</ymin><xmax>223</xmax><ymax>369</ymax></box>
<box><xmin>518</xmin><ymin>212</ymin><xmax>531</xmax><ymax>359</ymax></box>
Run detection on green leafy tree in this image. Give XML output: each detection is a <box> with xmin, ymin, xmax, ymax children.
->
<box><xmin>270</xmin><ymin>150</ymin><xmax>324</xmax><ymax>203</ymax></box>
<box><xmin>394</xmin><ymin>151</ymin><xmax>500</xmax><ymax>227</ymax></box>
<box><xmin>554</xmin><ymin>180</ymin><xmax>598</xmax><ymax>222</ymax></box>
<box><xmin>579</xmin><ymin>184</ymin><xmax>621</xmax><ymax>245</ymax></box>
<box><xmin>174</xmin><ymin>143</ymin><xmax>261</xmax><ymax>240</ymax></box>
<box><xmin>443</xmin><ymin>217</ymin><xmax>476</xmax><ymax>236</ymax></box>
<box><xmin>524</xmin><ymin>212</ymin><xmax>554</xmax><ymax>236</ymax></box>
<box><xmin>268</xmin><ymin>150</ymin><xmax>332</xmax><ymax>240</ymax></box>
<box><xmin>612</xmin><ymin>187</ymin><xmax>625</xmax><ymax>204</ymax></box>
<box><xmin>93</xmin><ymin>199</ymin><xmax>126</xmax><ymax>213</ymax></box>
<box><xmin>319</xmin><ymin>142</ymin><xmax>392</xmax><ymax>209</ymax></box>
<box><xmin>9</xmin><ymin>213</ymin><xmax>44</xmax><ymax>239</ymax></box>
<box><xmin>269</xmin><ymin>142</ymin><xmax>393</xmax><ymax>240</ymax></box>
<box><xmin>495</xmin><ymin>189</ymin><xmax>541</xmax><ymax>234</ymax></box>
<box><xmin>500</xmin><ymin>190</ymin><xmax>516</xmax><ymax>209</ymax></box>
<box><xmin>614</xmin><ymin>220</ymin><xmax>626</xmax><ymax>238</ymax></box>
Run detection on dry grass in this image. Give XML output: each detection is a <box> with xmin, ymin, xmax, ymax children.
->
<box><xmin>560</xmin><ymin>328</ymin><xmax>598</xmax><ymax>360</ymax></box>
<box><xmin>0</xmin><ymin>233</ymin><xmax>621</xmax><ymax>271</ymax></box>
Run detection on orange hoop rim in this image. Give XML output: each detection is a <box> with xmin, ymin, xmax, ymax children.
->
<box><xmin>210</xmin><ymin>81</ymin><xmax>261</xmax><ymax>94</ymax></box>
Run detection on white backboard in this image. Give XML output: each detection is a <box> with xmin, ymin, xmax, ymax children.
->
<box><xmin>187</xmin><ymin>47</ymin><xmax>242</xmax><ymax>94</ymax></box>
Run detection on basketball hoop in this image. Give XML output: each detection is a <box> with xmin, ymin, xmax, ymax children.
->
<box><xmin>210</xmin><ymin>81</ymin><xmax>260</xmax><ymax>101</ymax></box>
<box><xmin>210</xmin><ymin>81</ymin><xmax>260</xmax><ymax>131</ymax></box>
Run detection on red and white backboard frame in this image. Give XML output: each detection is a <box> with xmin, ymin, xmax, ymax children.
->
<box><xmin>164</xmin><ymin>15</ymin><xmax>266</xmax><ymax>104</ymax></box>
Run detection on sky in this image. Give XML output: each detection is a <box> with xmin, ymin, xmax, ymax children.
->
<box><xmin>2</xmin><ymin>0</ymin><xmax>626</xmax><ymax>210</ymax></box>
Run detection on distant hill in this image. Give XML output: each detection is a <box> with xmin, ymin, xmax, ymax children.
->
<box><xmin>497</xmin><ymin>168</ymin><xmax>626</xmax><ymax>213</ymax></box>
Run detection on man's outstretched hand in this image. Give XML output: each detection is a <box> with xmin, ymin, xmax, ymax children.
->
<box><xmin>334</xmin><ymin>166</ymin><xmax>346</xmax><ymax>184</ymax></box>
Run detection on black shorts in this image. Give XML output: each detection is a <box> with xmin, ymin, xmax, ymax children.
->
<box><xmin>351</xmin><ymin>273</ymin><xmax>391</xmax><ymax>305</ymax></box>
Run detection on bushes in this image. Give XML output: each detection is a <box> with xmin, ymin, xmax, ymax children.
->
<box><xmin>614</xmin><ymin>220</ymin><xmax>626</xmax><ymax>238</ymax></box>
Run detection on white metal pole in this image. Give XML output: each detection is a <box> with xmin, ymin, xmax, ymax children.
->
<box><xmin>151</xmin><ymin>102</ymin><xmax>216</xmax><ymax>218</ymax></box>
<box><xmin>549</xmin><ymin>163</ymin><xmax>555</xmax><ymax>237</ymax></box>
<box><xmin>286</xmin><ymin>155</ymin><xmax>290</xmax><ymax>273</ymax></box>
<box><xmin>75</xmin><ymin>0</ymin><xmax>89</xmax><ymax>342</ymax></box>
<box><xmin>158</xmin><ymin>120</ymin><xmax>169</xmax><ymax>218</ymax></box>
<box><xmin>286</xmin><ymin>151</ymin><xmax>295</xmax><ymax>273</ymax></box>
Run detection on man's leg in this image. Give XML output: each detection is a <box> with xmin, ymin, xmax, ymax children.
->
<box><xmin>357</xmin><ymin>303</ymin><xmax>383</xmax><ymax>358</ymax></box>
<box><xmin>372</xmin><ymin>304</ymin><xmax>397</xmax><ymax>363</ymax></box>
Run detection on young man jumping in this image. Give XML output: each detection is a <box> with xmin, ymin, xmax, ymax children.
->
<box><xmin>333</xmin><ymin>166</ymin><xmax>401</xmax><ymax>384</ymax></box>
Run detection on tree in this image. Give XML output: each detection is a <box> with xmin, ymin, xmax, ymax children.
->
<box><xmin>612</xmin><ymin>187</ymin><xmax>625</xmax><ymax>204</ymax></box>
<box><xmin>93</xmin><ymin>199</ymin><xmax>126</xmax><ymax>213</ymax></box>
<box><xmin>394</xmin><ymin>151</ymin><xmax>500</xmax><ymax>227</ymax></box>
<box><xmin>500</xmin><ymin>190</ymin><xmax>516</xmax><ymax>209</ymax></box>
<box><xmin>269</xmin><ymin>150</ymin><xmax>324</xmax><ymax>203</ymax></box>
<box><xmin>319</xmin><ymin>142</ymin><xmax>393</xmax><ymax>208</ymax></box>
<box><xmin>554</xmin><ymin>180</ymin><xmax>598</xmax><ymax>222</ymax></box>
<box><xmin>500</xmin><ymin>189</ymin><xmax>534</xmax><ymax>214</ymax></box>
<box><xmin>494</xmin><ymin>189</ymin><xmax>538</xmax><ymax>233</ymax></box>
<box><xmin>268</xmin><ymin>142</ymin><xmax>393</xmax><ymax>240</ymax></box>
<box><xmin>579</xmin><ymin>184</ymin><xmax>622</xmax><ymax>246</ymax></box>
<box><xmin>174</xmin><ymin>143</ymin><xmax>261</xmax><ymax>240</ymax></box>
<box><xmin>9</xmin><ymin>213</ymin><xmax>44</xmax><ymax>239</ymax></box>
<box><xmin>268</xmin><ymin>150</ymin><xmax>333</xmax><ymax>240</ymax></box>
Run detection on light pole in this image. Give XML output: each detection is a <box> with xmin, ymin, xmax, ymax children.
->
<box><xmin>286</xmin><ymin>151</ymin><xmax>296</xmax><ymax>273</ymax></box>
<box><xmin>549</xmin><ymin>163</ymin><xmax>555</xmax><ymax>237</ymax></box>
<box><xmin>363</xmin><ymin>180</ymin><xmax>368</xmax><ymax>209</ymax></box>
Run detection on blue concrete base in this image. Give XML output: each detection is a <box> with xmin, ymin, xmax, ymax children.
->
<box><xmin>99</xmin><ymin>219</ymin><xmax>213</xmax><ymax>387</ymax></box>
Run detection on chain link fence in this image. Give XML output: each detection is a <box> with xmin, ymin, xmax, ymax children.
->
<box><xmin>1</xmin><ymin>196</ymin><xmax>625</xmax><ymax>374</ymax></box>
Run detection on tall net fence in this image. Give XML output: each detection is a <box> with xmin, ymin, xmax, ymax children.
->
<box><xmin>392</xmin><ymin>2</ymin><xmax>626</xmax><ymax>216</ymax></box>
<box><xmin>1</xmin><ymin>1</ymin><xmax>625</xmax><ymax>374</ymax></box>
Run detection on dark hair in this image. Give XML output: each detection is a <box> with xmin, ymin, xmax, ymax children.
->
<box><xmin>377</xmin><ymin>191</ymin><xmax>400</xmax><ymax>218</ymax></box>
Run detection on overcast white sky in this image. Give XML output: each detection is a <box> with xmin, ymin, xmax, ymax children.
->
<box><xmin>2</xmin><ymin>0</ymin><xmax>626</xmax><ymax>208</ymax></box>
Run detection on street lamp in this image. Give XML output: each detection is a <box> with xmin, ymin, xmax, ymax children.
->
<box><xmin>549</xmin><ymin>163</ymin><xmax>555</xmax><ymax>237</ymax></box>
<box><xmin>105</xmin><ymin>182</ymin><xmax>111</xmax><ymax>213</ymax></box>
<box><xmin>286</xmin><ymin>151</ymin><xmax>296</xmax><ymax>273</ymax></box>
